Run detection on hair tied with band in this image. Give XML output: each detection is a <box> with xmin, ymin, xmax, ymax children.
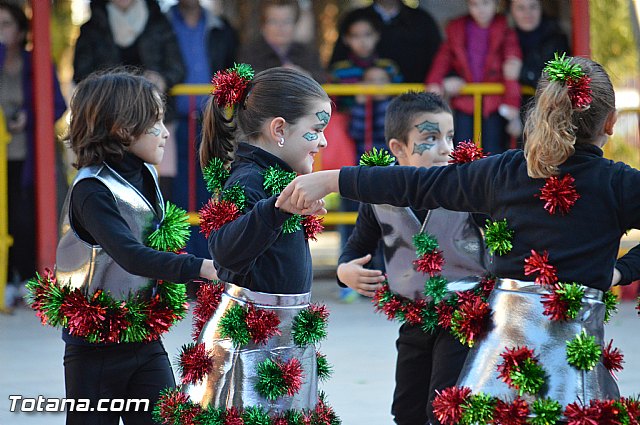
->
<box><xmin>210</xmin><ymin>63</ymin><xmax>255</xmax><ymax>108</ymax></box>
<box><xmin>543</xmin><ymin>52</ymin><xmax>593</xmax><ymax>109</ymax></box>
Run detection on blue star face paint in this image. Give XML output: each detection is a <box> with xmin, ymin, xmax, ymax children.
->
<box><xmin>316</xmin><ymin>110</ymin><xmax>330</xmax><ymax>125</ymax></box>
<box><xmin>303</xmin><ymin>132</ymin><xmax>319</xmax><ymax>141</ymax></box>
<box><xmin>415</xmin><ymin>120</ymin><xmax>439</xmax><ymax>133</ymax></box>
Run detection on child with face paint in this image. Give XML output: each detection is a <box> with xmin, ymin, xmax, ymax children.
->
<box><xmin>337</xmin><ymin>92</ymin><xmax>488</xmax><ymax>425</ymax></box>
<box><xmin>153</xmin><ymin>65</ymin><xmax>340</xmax><ymax>422</ymax></box>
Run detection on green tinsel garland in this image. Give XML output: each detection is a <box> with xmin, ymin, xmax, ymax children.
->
<box><xmin>566</xmin><ymin>330</ymin><xmax>602</xmax><ymax>371</ymax></box>
<box><xmin>484</xmin><ymin>219</ymin><xmax>514</xmax><ymax>256</ymax></box>
<box><xmin>316</xmin><ymin>352</ymin><xmax>332</xmax><ymax>381</ymax></box>
<box><xmin>203</xmin><ymin>157</ymin><xmax>230</xmax><ymax>194</ymax></box>
<box><xmin>359</xmin><ymin>147</ymin><xmax>395</xmax><ymax>166</ymax></box>
<box><xmin>282</xmin><ymin>215</ymin><xmax>304</xmax><ymax>234</ymax></box>
<box><xmin>291</xmin><ymin>307</ymin><xmax>328</xmax><ymax>346</ymax></box>
<box><xmin>412</xmin><ymin>233</ymin><xmax>439</xmax><ymax>255</ymax></box>
<box><xmin>510</xmin><ymin>357</ymin><xmax>546</xmax><ymax>396</ymax></box>
<box><xmin>222</xmin><ymin>183</ymin><xmax>247</xmax><ymax>211</ymax></box>
<box><xmin>424</xmin><ymin>276</ymin><xmax>448</xmax><ymax>303</ymax></box>
<box><xmin>263</xmin><ymin>165</ymin><xmax>297</xmax><ymax>196</ymax></box>
<box><xmin>555</xmin><ymin>282</ymin><xmax>584</xmax><ymax>320</ymax></box>
<box><xmin>603</xmin><ymin>290</ymin><xmax>618</xmax><ymax>323</ymax></box>
<box><xmin>147</xmin><ymin>202</ymin><xmax>191</xmax><ymax>252</ymax></box>
<box><xmin>193</xmin><ymin>406</ymin><xmax>225</xmax><ymax>425</ymax></box>
<box><xmin>242</xmin><ymin>405</ymin><xmax>272</xmax><ymax>425</ymax></box>
<box><xmin>25</xmin><ymin>272</ymin><xmax>68</xmax><ymax>327</ymax></box>
<box><xmin>218</xmin><ymin>304</ymin><xmax>251</xmax><ymax>346</ymax></box>
<box><xmin>460</xmin><ymin>393</ymin><xmax>495</xmax><ymax>425</ymax></box>
<box><xmin>255</xmin><ymin>358</ymin><xmax>290</xmax><ymax>401</ymax></box>
<box><xmin>544</xmin><ymin>52</ymin><xmax>585</xmax><ymax>82</ymax></box>
<box><xmin>420</xmin><ymin>305</ymin><xmax>439</xmax><ymax>334</ymax></box>
<box><xmin>232</xmin><ymin>62</ymin><xmax>255</xmax><ymax>80</ymax></box>
<box><xmin>529</xmin><ymin>398</ymin><xmax>562</xmax><ymax>425</ymax></box>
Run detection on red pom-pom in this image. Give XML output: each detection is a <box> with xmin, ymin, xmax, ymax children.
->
<box><xmin>621</xmin><ymin>397</ymin><xmax>640</xmax><ymax>425</ymax></box>
<box><xmin>156</xmin><ymin>389</ymin><xmax>194</xmax><ymax>425</ymax></box>
<box><xmin>436</xmin><ymin>301</ymin><xmax>454</xmax><ymax>329</ymax></box>
<box><xmin>302</xmin><ymin>215</ymin><xmax>324</xmax><ymax>241</ymax></box>
<box><xmin>246</xmin><ymin>304</ymin><xmax>281</xmax><ymax>345</ymax></box>
<box><xmin>402</xmin><ymin>299</ymin><xmax>427</xmax><ymax>325</ymax></box>
<box><xmin>192</xmin><ymin>281</ymin><xmax>225</xmax><ymax>340</ymax></box>
<box><xmin>595</xmin><ymin>399</ymin><xmax>624</xmax><ymax>425</ymax></box>
<box><xmin>179</xmin><ymin>343</ymin><xmax>213</xmax><ymax>385</ymax></box>
<box><xmin>524</xmin><ymin>249</ymin><xmax>558</xmax><ymax>286</ymax></box>
<box><xmin>280</xmin><ymin>358</ymin><xmax>304</xmax><ymax>396</ymax></box>
<box><xmin>432</xmin><ymin>386</ymin><xmax>472</xmax><ymax>425</ymax></box>
<box><xmin>493</xmin><ymin>398</ymin><xmax>530</xmax><ymax>425</ymax></box>
<box><xmin>199</xmin><ymin>199</ymin><xmax>241</xmax><ymax>238</ymax></box>
<box><xmin>309</xmin><ymin>303</ymin><xmax>329</xmax><ymax>320</ymax></box>
<box><xmin>223</xmin><ymin>406</ymin><xmax>245</xmax><ymax>425</ymax></box>
<box><xmin>146</xmin><ymin>297</ymin><xmax>181</xmax><ymax>340</ymax></box>
<box><xmin>61</xmin><ymin>290</ymin><xmax>106</xmax><ymax>338</ymax></box>
<box><xmin>541</xmin><ymin>287</ymin><xmax>570</xmax><ymax>321</ymax></box>
<box><xmin>537</xmin><ymin>174</ymin><xmax>580</xmax><ymax>215</ymax></box>
<box><xmin>102</xmin><ymin>308</ymin><xmax>129</xmax><ymax>343</ymax></box>
<box><xmin>378</xmin><ymin>296</ymin><xmax>403</xmax><ymax>320</ymax></box>
<box><xmin>449</xmin><ymin>140</ymin><xmax>487</xmax><ymax>164</ymax></box>
<box><xmin>568</xmin><ymin>76</ymin><xmax>593</xmax><ymax>109</ymax></box>
<box><xmin>413</xmin><ymin>250</ymin><xmax>445</xmax><ymax>277</ymax></box>
<box><xmin>211</xmin><ymin>70</ymin><xmax>250</xmax><ymax>107</ymax></box>
<box><xmin>564</xmin><ymin>401</ymin><xmax>600</xmax><ymax>425</ymax></box>
<box><xmin>497</xmin><ymin>346</ymin><xmax>536</xmax><ymax>386</ymax></box>
<box><xmin>453</xmin><ymin>294</ymin><xmax>490</xmax><ymax>345</ymax></box>
<box><xmin>603</xmin><ymin>339</ymin><xmax>624</xmax><ymax>379</ymax></box>
<box><xmin>314</xmin><ymin>396</ymin><xmax>339</xmax><ymax>425</ymax></box>
<box><xmin>480</xmin><ymin>276</ymin><xmax>496</xmax><ymax>298</ymax></box>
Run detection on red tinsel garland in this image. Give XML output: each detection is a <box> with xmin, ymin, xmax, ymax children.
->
<box><xmin>147</xmin><ymin>296</ymin><xmax>183</xmax><ymax>340</ymax></box>
<box><xmin>436</xmin><ymin>301</ymin><xmax>454</xmax><ymax>329</ymax></box>
<box><xmin>60</xmin><ymin>290</ymin><xmax>106</xmax><ymax>338</ymax></box>
<box><xmin>309</xmin><ymin>304</ymin><xmax>329</xmax><ymax>321</ymax></box>
<box><xmin>453</xmin><ymin>294</ymin><xmax>490</xmax><ymax>345</ymax></box>
<box><xmin>246</xmin><ymin>304</ymin><xmax>281</xmax><ymax>345</ymax></box>
<box><xmin>199</xmin><ymin>199</ymin><xmax>241</xmax><ymax>238</ymax></box>
<box><xmin>179</xmin><ymin>343</ymin><xmax>213</xmax><ymax>385</ymax></box>
<box><xmin>302</xmin><ymin>215</ymin><xmax>324</xmax><ymax>241</ymax></box>
<box><xmin>432</xmin><ymin>386</ymin><xmax>472</xmax><ymax>425</ymax></box>
<box><xmin>492</xmin><ymin>398</ymin><xmax>530</xmax><ymax>425</ymax></box>
<box><xmin>568</xmin><ymin>76</ymin><xmax>593</xmax><ymax>109</ymax></box>
<box><xmin>496</xmin><ymin>346</ymin><xmax>537</xmax><ymax>387</ymax></box>
<box><xmin>279</xmin><ymin>358</ymin><xmax>304</xmax><ymax>396</ymax></box>
<box><xmin>603</xmin><ymin>340</ymin><xmax>624</xmax><ymax>379</ymax></box>
<box><xmin>564</xmin><ymin>401</ymin><xmax>601</xmax><ymax>425</ymax></box>
<box><xmin>413</xmin><ymin>250</ymin><xmax>445</xmax><ymax>277</ymax></box>
<box><xmin>541</xmin><ymin>287</ymin><xmax>570</xmax><ymax>321</ymax></box>
<box><xmin>211</xmin><ymin>70</ymin><xmax>250</xmax><ymax>108</ymax></box>
<box><xmin>449</xmin><ymin>140</ymin><xmax>487</xmax><ymax>164</ymax></box>
<box><xmin>156</xmin><ymin>390</ymin><xmax>198</xmax><ymax>425</ymax></box>
<box><xmin>402</xmin><ymin>298</ymin><xmax>427</xmax><ymax>325</ymax></box>
<box><xmin>192</xmin><ymin>281</ymin><xmax>225</xmax><ymax>341</ymax></box>
<box><xmin>224</xmin><ymin>406</ymin><xmax>244</xmax><ymax>425</ymax></box>
<box><xmin>621</xmin><ymin>397</ymin><xmax>640</xmax><ymax>425</ymax></box>
<box><xmin>537</xmin><ymin>174</ymin><xmax>580</xmax><ymax>215</ymax></box>
<box><xmin>524</xmin><ymin>250</ymin><xmax>558</xmax><ymax>286</ymax></box>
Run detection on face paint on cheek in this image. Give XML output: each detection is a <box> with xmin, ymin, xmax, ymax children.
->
<box><xmin>413</xmin><ymin>143</ymin><xmax>435</xmax><ymax>155</ymax></box>
<box><xmin>145</xmin><ymin>126</ymin><xmax>161</xmax><ymax>137</ymax></box>
<box><xmin>415</xmin><ymin>120</ymin><xmax>439</xmax><ymax>133</ymax></box>
<box><xmin>303</xmin><ymin>132</ymin><xmax>318</xmax><ymax>141</ymax></box>
<box><xmin>316</xmin><ymin>110</ymin><xmax>330</xmax><ymax>125</ymax></box>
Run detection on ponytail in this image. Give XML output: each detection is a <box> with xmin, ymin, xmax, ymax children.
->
<box><xmin>199</xmin><ymin>98</ymin><xmax>236</xmax><ymax>169</ymax></box>
<box><xmin>523</xmin><ymin>81</ymin><xmax>576</xmax><ymax>179</ymax></box>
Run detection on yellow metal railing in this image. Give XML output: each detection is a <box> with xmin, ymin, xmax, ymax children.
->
<box><xmin>0</xmin><ymin>107</ymin><xmax>14</xmax><ymax>312</ymax></box>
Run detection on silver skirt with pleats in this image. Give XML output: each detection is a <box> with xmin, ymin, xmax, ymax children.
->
<box><xmin>456</xmin><ymin>278</ymin><xmax>619</xmax><ymax>406</ymax></box>
<box><xmin>183</xmin><ymin>283</ymin><xmax>318</xmax><ymax>414</ymax></box>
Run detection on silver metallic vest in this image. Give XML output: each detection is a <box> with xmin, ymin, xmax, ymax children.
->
<box><xmin>372</xmin><ymin>205</ymin><xmax>486</xmax><ymax>300</ymax></box>
<box><xmin>55</xmin><ymin>163</ymin><xmax>164</xmax><ymax>300</ymax></box>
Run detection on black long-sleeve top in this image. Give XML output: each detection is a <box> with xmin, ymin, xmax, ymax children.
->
<box><xmin>339</xmin><ymin>144</ymin><xmax>640</xmax><ymax>291</ymax></box>
<box><xmin>70</xmin><ymin>152</ymin><xmax>203</xmax><ymax>283</ymax></box>
<box><xmin>209</xmin><ymin>143</ymin><xmax>313</xmax><ymax>294</ymax></box>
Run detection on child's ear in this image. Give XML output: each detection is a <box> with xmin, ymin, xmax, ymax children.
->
<box><xmin>268</xmin><ymin>117</ymin><xmax>287</xmax><ymax>143</ymax></box>
<box><xmin>388</xmin><ymin>138</ymin><xmax>406</xmax><ymax>158</ymax></box>
<box><xmin>604</xmin><ymin>110</ymin><xmax>617</xmax><ymax>136</ymax></box>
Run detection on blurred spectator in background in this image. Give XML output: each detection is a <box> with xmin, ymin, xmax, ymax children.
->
<box><xmin>73</xmin><ymin>0</ymin><xmax>185</xmax><ymax>197</ymax></box>
<box><xmin>426</xmin><ymin>0</ymin><xmax>522</xmax><ymax>154</ymax></box>
<box><xmin>167</xmin><ymin>0</ymin><xmax>237</xmax><ymax>261</ymax></box>
<box><xmin>0</xmin><ymin>1</ymin><xmax>66</xmax><ymax>302</ymax></box>
<box><xmin>330</xmin><ymin>0</ymin><xmax>441</xmax><ymax>83</ymax></box>
<box><xmin>238</xmin><ymin>0</ymin><xmax>325</xmax><ymax>82</ymax></box>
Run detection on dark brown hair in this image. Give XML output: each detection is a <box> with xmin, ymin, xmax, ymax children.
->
<box><xmin>67</xmin><ymin>69</ymin><xmax>164</xmax><ymax>168</ymax></box>
<box><xmin>524</xmin><ymin>56</ymin><xmax>615</xmax><ymax>178</ymax></box>
<box><xmin>384</xmin><ymin>91</ymin><xmax>452</xmax><ymax>145</ymax></box>
<box><xmin>199</xmin><ymin>67</ymin><xmax>329</xmax><ymax>168</ymax></box>
<box><xmin>260</xmin><ymin>0</ymin><xmax>300</xmax><ymax>25</ymax></box>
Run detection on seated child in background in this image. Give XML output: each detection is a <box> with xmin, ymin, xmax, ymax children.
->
<box><xmin>338</xmin><ymin>92</ymin><xmax>488</xmax><ymax>425</ymax></box>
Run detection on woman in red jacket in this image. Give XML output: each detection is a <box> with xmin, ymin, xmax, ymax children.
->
<box><xmin>426</xmin><ymin>0</ymin><xmax>522</xmax><ymax>154</ymax></box>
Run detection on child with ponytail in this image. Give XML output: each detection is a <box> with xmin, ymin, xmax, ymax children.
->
<box><xmin>154</xmin><ymin>65</ymin><xmax>340</xmax><ymax>424</ymax></box>
<box><xmin>278</xmin><ymin>55</ymin><xmax>640</xmax><ymax>423</ymax></box>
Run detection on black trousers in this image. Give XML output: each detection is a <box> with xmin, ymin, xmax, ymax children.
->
<box><xmin>64</xmin><ymin>340</ymin><xmax>175</xmax><ymax>425</ymax></box>
<box><xmin>391</xmin><ymin>323</ymin><xmax>469</xmax><ymax>425</ymax></box>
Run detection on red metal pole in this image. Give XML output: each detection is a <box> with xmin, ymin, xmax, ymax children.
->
<box><xmin>572</xmin><ymin>0</ymin><xmax>591</xmax><ymax>57</ymax></box>
<box><xmin>32</xmin><ymin>2</ymin><xmax>57</xmax><ymax>269</ymax></box>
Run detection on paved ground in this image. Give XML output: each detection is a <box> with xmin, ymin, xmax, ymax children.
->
<box><xmin>1</xmin><ymin>232</ymin><xmax>639</xmax><ymax>424</ymax></box>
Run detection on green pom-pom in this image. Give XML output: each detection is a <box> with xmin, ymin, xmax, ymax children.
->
<box><xmin>566</xmin><ymin>330</ymin><xmax>602</xmax><ymax>371</ymax></box>
<box><xmin>194</xmin><ymin>406</ymin><xmax>225</xmax><ymax>425</ymax></box>
<box><xmin>413</xmin><ymin>233</ymin><xmax>439</xmax><ymax>255</ymax></box>
<box><xmin>263</xmin><ymin>165</ymin><xmax>296</xmax><ymax>196</ymax></box>
<box><xmin>603</xmin><ymin>290</ymin><xmax>618</xmax><ymax>323</ymax></box>
<box><xmin>243</xmin><ymin>405</ymin><xmax>272</xmax><ymax>425</ymax></box>
<box><xmin>147</xmin><ymin>202</ymin><xmax>191</xmax><ymax>252</ymax></box>
<box><xmin>279</xmin><ymin>409</ymin><xmax>305</xmax><ymax>424</ymax></box>
<box><xmin>420</xmin><ymin>305</ymin><xmax>439</xmax><ymax>334</ymax></box>
<box><xmin>543</xmin><ymin>52</ymin><xmax>585</xmax><ymax>82</ymax></box>
<box><xmin>613</xmin><ymin>401</ymin><xmax>631</xmax><ymax>425</ymax></box>
<box><xmin>222</xmin><ymin>184</ymin><xmax>246</xmax><ymax>211</ymax></box>
<box><xmin>282</xmin><ymin>215</ymin><xmax>303</xmax><ymax>234</ymax></box>
<box><xmin>529</xmin><ymin>397</ymin><xmax>562</xmax><ymax>425</ymax></box>
<box><xmin>484</xmin><ymin>219</ymin><xmax>514</xmax><ymax>256</ymax></box>
<box><xmin>292</xmin><ymin>306</ymin><xmax>328</xmax><ymax>346</ymax></box>
<box><xmin>152</xmin><ymin>388</ymin><xmax>194</xmax><ymax>425</ymax></box>
<box><xmin>424</xmin><ymin>276</ymin><xmax>448</xmax><ymax>303</ymax></box>
<box><xmin>203</xmin><ymin>158</ymin><xmax>230</xmax><ymax>194</ymax></box>
<box><xmin>256</xmin><ymin>358</ymin><xmax>288</xmax><ymax>400</ymax></box>
<box><xmin>219</xmin><ymin>304</ymin><xmax>250</xmax><ymax>346</ymax></box>
<box><xmin>510</xmin><ymin>357</ymin><xmax>546</xmax><ymax>396</ymax></box>
<box><xmin>359</xmin><ymin>147</ymin><xmax>395</xmax><ymax>166</ymax></box>
<box><xmin>556</xmin><ymin>282</ymin><xmax>584</xmax><ymax>320</ymax></box>
<box><xmin>157</xmin><ymin>281</ymin><xmax>188</xmax><ymax>318</ymax></box>
<box><xmin>232</xmin><ymin>62</ymin><xmax>255</xmax><ymax>80</ymax></box>
<box><xmin>460</xmin><ymin>393</ymin><xmax>495</xmax><ymax>425</ymax></box>
<box><xmin>122</xmin><ymin>301</ymin><xmax>150</xmax><ymax>343</ymax></box>
<box><xmin>317</xmin><ymin>352</ymin><xmax>333</xmax><ymax>381</ymax></box>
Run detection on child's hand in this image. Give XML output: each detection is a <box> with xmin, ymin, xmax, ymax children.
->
<box><xmin>199</xmin><ymin>259</ymin><xmax>219</xmax><ymax>281</ymax></box>
<box><xmin>503</xmin><ymin>57</ymin><xmax>522</xmax><ymax>81</ymax></box>
<box><xmin>442</xmin><ymin>77</ymin><xmax>465</xmax><ymax>96</ymax></box>
<box><xmin>337</xmin><ymin>254</ymin><xmax>385</xmax><ymax>297</ymax></box>
<box><xmin>276</xmin><ymin>170</ymin><xmax>340</xmax><ymax>214</ymax></box>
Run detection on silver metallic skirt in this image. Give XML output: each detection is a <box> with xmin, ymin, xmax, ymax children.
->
<box><xmin>456</xmin><ymin>278</ymin><xmax>619</xmax><ymax>406</ymax></box>
<box><xmin>184</xmin><ymin>283</ymin><xmax>318</xmax><ymax>414</ymax></box>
